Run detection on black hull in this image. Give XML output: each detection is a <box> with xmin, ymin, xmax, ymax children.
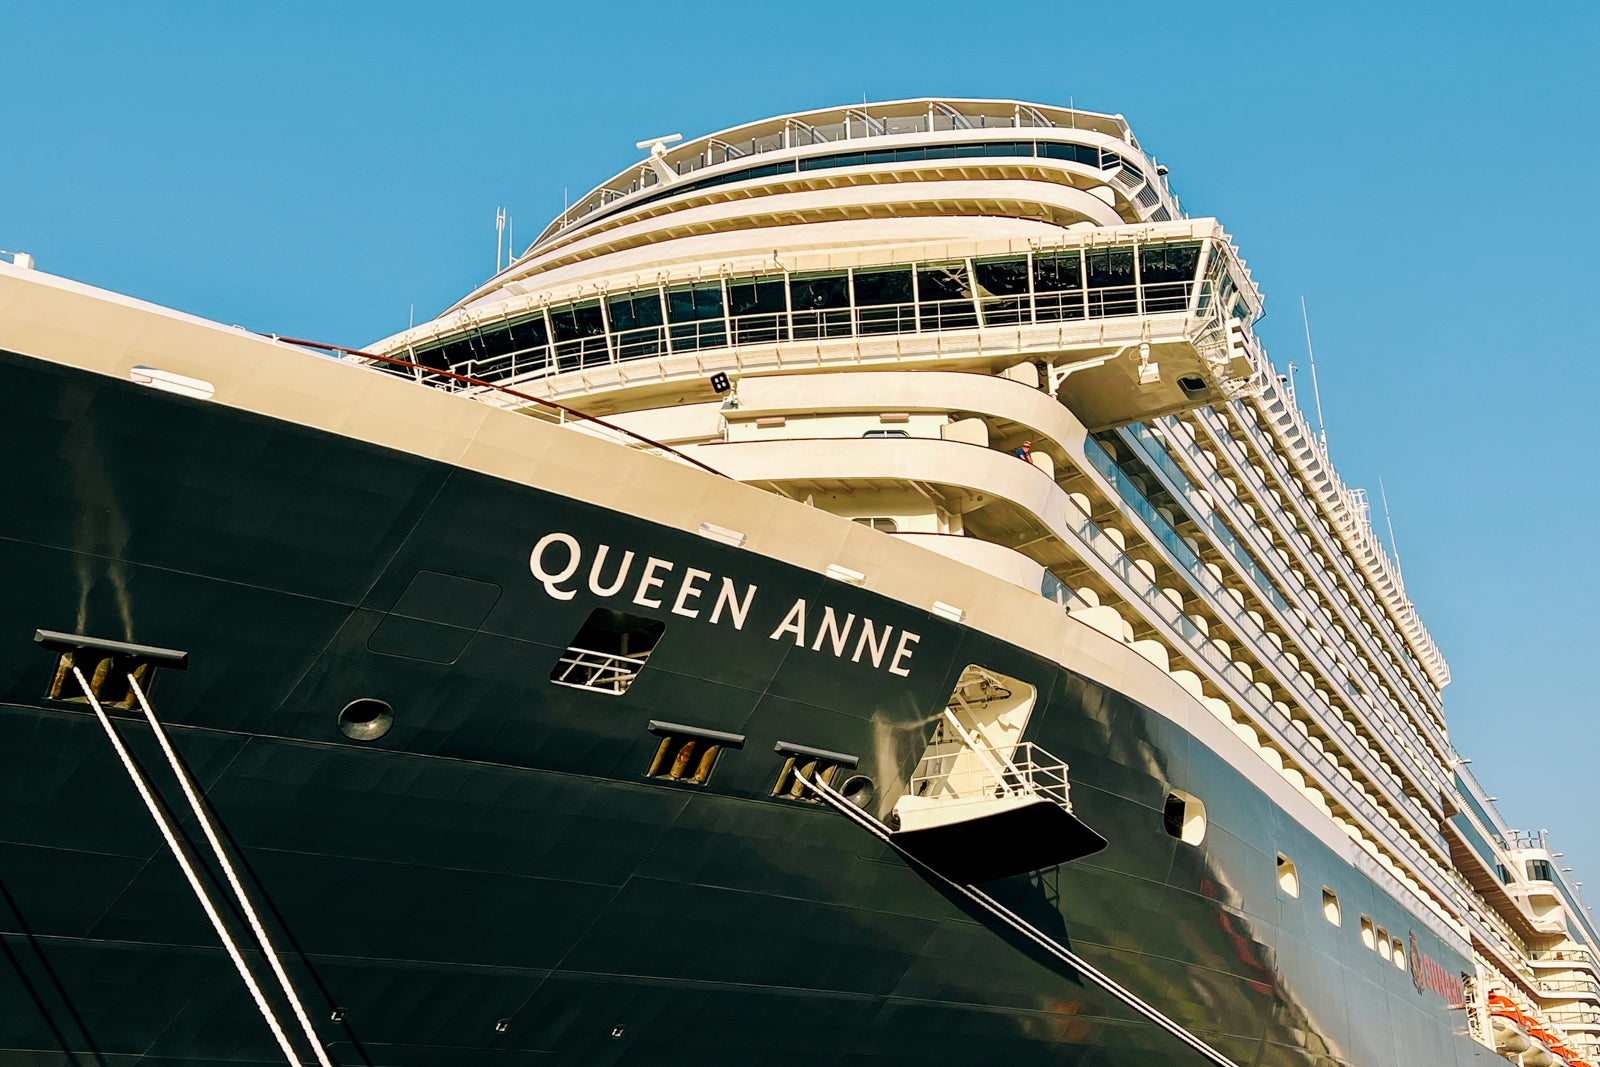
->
<box><xmin>0</xmin><ymin>348</ymin><xmax>1482</xmax><ymax>1066</ymax></box>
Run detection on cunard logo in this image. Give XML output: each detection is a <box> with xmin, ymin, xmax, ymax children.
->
<box><xmin>1409</xmin><ymin>931</ymin><xmax>1465</xmax><ymax>1004</ymax></box>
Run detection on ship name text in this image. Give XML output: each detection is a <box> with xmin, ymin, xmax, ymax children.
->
<box><xmin>530</xmin><ymin>532</ymin><xmax>921</xmax><ymax>676</ymax></box>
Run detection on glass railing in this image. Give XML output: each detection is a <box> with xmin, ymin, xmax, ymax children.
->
<box><xmin>1113</xmin><ymin>424</ymin><xmax>1446</xmax><ymax>836</ymax></box>
<box><xmin>1073</xmin><ymin>439</ymin><xmax>1460</xmax><ymax>910</ymax></box>
<box><xmin>1190</xmin><ymin>408</ymin><xmax>1452</xmax><ymax>751</ymax></box>
<box><xmin>1137</xmin><ymin>420</ymin><xmax>1452</xmax><ymax>810</ymax></box>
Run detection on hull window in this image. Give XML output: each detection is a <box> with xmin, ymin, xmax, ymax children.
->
<box><xmin>1360</xmin><ymin>915</ymin><xmax>1376</xmax><ymax>950</ymax></box>
<box><xmin>1162</xmin><ymin>790</ymin><xmax>1207</xmax><ymax>846</ymax></box>
<box><xmin>1276</xmin><ymin>853</ymin><xmax>1300</xmax><ymax>898</ymax></box>
<box><xmin>1322</xmin><ymin>888</ymin><xmax>1341</xmax><ymax>926</ymax></box>
<box><xmin>550</xmin><ymin>609</ymin><xmax>665</xmax><ymax>695</ymax></box>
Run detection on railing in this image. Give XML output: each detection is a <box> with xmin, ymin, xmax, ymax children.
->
<box><xmin>1124</xmin><ymin>420</ymin><xmax>1450</xmax><ymax>816</ymax></box>
<box><xmin>549</xmin><ymin>647</ymin><xmax>649</xmax><ymax>695</ymax></box>
<box><xmin>540</xmin><ymin>101</ymin><xmax>1145</xmax><ymax>241</ymax></box>
<box><xmin>1509</xmin><ymin>830</ymin><xmax>1551</xmax><ymax>851</ymax></box>
<box><xmin>1541</xmin><ymin>978</ymin><xmax>1600</xmax><ymax>997</ymax></box>
<box><xmin>909</xmin><ymin>740</ymin><xmax>1072</xmax><ymax>811</ymax></box>
<box><xmin>1536</xmin><ymin>949</ymin><xmax>1597</xmax><ymax>966</ymax></box>
<box><xmin>1050</xmin><ymin>453</ymin><xmax>1466</xmax><ymax>928</ymax></box>
<box><xmin>1246</xmin><ymin>371</ymin><xmax>1448</xmax><ymax>687</ymax></box>
<box><xmin>416</xmin><ymin>256</ymin><xmax>1221</xmax><ymax>397</ymax></box>
<box><xmin>1192</xmin><ymin>407</ymin><xmax>1452</xmax><ymax>745</ymax></box>
<box><xmin>1087</xmin><ymin>434</ymin><xmax>1450</xmax><ymax>868</ymax></box>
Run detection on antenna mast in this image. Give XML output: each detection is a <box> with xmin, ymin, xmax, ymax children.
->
<box><xmin>495</xmin><ymin>207</ymin><xmax>507</xmax><ymax>273</ymax></box>
<box><xmin>1379</xmin><ymin>477</ymin><xmax>1405</xmax><ymax>586</ymax></box>
<box><xmin>1301</xmin><ymin>296</ymin><xmax>1327</xmax><ymax>451</ymax></box>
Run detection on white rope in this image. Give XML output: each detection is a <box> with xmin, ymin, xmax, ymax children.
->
<box><xmin>800</xmin><ymin>772</ymin><xmax>1239</xmax><ymax>1067</ymax></box>
<box><xmin>71</xmin><ymin>667</ymin><xmax>303</xmax><ymax>1066</ymax></box>
<box><xmin>128</xmin><ymin>674</ymin><xmax>334</xmax><ymax>1067</ymax></box>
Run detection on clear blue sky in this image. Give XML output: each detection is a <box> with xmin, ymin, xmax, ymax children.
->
<box><xmin>5</xmin><ymin>3</ymin><xmax>1598</xmax><ymax>887</ymax></box>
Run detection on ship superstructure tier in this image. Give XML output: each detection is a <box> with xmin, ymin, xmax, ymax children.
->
<box><xmin>370</xmin><ymin>98</ymin><xmax>1600</xmax><ymax>1065</ymax></box>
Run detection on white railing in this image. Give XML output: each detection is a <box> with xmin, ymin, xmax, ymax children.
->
<box><xmin>909</xmin><ymin>740</ymin><xmax>1072</xmax><ymax>811</ymax></box>
<box><xmin>549</xmin><ymin>647</ymin><xmax>649</xmax><ymax>695</ymax></box>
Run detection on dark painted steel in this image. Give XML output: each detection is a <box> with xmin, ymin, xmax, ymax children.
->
<box><xmin>0</xmin><ymin>347</ymin><xmax>1488</xmax><ymax>1066</ymax></box>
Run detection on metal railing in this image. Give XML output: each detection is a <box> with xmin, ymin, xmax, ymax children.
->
<box><xmin>549</xmin><ymin>647</ymin><xmax>650</xmax><ymax>695</ymax></box>
<box><xmin>909</xmin><ymin>740</ymin><xmax>1072</xmax><ymax>810</ymax></box>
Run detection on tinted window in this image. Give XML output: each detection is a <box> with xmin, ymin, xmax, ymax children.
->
<box><xmin>918</xmin><ymin>262</ymin><xmax>977</xmax><ymax>330</ymax></box>
<box><xmin>728</xmin><ymin>276</ymin><xmax>788</xmax><ymax>344</ymax></box>
<box><xmin>974</xmin><ymin>256</ymin><xmax>1031</xmax><ymax>326</ymax></box>
<box><xmin>1139</xmin><ymin>242</ymin><xmax>1202</xmax><ymax>284</ymax></box>
<box><xmin>791</xmin><ymin>271</ymin><xmax>852</xmax><ymax>339</ymax></box>
<box><xmin>667</xmin><ymin>283</ymin><xmax>726</xmax><ymax>351</ymax></box>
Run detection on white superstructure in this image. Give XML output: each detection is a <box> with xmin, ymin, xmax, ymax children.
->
<box><xmin>370</xmin><ymin>98</ymin><xmax>1598</xmax><ymax>1064</ymax></box>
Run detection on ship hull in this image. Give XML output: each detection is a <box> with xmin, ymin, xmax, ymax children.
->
<box><xmin>0</xmin><ymin>344</ymin><xmax>1481</xmax><ymax>1066</ymax></box>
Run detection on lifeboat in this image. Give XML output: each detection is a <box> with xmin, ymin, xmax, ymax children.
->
<box><xmin>1491</xmin><ymin>994</ymin><xmax>1536</xmax><ymax>1054</ymax></box>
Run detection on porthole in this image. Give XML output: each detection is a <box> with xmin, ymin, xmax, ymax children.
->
<box><xmin>840</xmin><ymin>775</ymin><xmax>876</xmax><ymax>809</ymax></box>
<box><xmin>1322</xmin><ymin>888</ymin><xmax>1341</xmax><ymax>926</ymax></box>
<box><xmin>1162</xmin><ymin>790</ymin><xmax>1206</xmax><ymax>845</ymax></box>
<box><xmin>338</xmin><ymin>698</ymin><xmax>394</xmax><ymax>741</ymax></box>
<box><xmin>1360</xmin><ymin>915</ymin><xmax>1376</xmax><ymax>949</ymax></box>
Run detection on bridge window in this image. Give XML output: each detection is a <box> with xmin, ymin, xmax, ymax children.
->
<box><xmin>728</xmin><ymin>276</ymin><xmax>788</xmax><ymax>344</ymax></box>
<box><xmin>854</xmin><ymin>266</ymin><xmax>915</xmax><ymax>335</ymax></box>
<box><xmin>550</xmin><ymin>609</ymin><xmax>665</xmax><ymax>695</ymax></box>
<box><xmin>917</xmin><ymin>262</ymin><xmax>976</xmax><ymax>330</ymax></box>
<box><xmin>1032</xmin><ymin>250</ymin><xmax>1085</xmax><ymax>322</ymax></box>
<box><xmin>1139</xmin><ymin>242</ymin><xmax>1202</xmax><ymax>313</ymax></box>
<box><xmin>549</xmin><ymin>300</ymin><xmax>607</xmax><ymax>370</ymax></box>
<box><xmin>1086</xmin><ymin>247</ymin><xmax>1137</xmax><ymax>316</ymax></box>
<box><xmin>791</xmin><ymin>271</ymin><xmax>851</xmax><ymax>338</ymax></box>
<box><xmin>1527</xmin><ymin>859</ymin><xmax>1556</xmax><ymax>882</ymax></box>
<box><xmin>974</xmin><ymin>256</ymin><xmax>1031</xmax><ymax>326</ymax></box>
<box><xmin>667</xmin><ymin>283</ymin><xmax>726</xmax><ymax>352</ymax></box>
<box><xmin>607</xmin><ymin>292</ymin><xmax>665</xmax><ymax>360</ymax></box>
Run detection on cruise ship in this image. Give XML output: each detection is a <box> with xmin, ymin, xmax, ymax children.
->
<box><xmin>0</xmin><ymin>98</ymin><xmax>1593</xmax><ymax>1066</ymax></box>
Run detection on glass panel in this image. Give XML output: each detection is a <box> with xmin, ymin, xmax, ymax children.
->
<box><xmin>1038</xmin><ymin>141</ymin><xmax>1100</xmax><ymax>167</ymax></box>
<box><xmin>1086</xmin><ymin>247</ymin><xmax>1137</xmax><ymax>317</ymax></box>
<box><xmin>1140</xmin><ymin>241</ymin><xmax>1202</xmax><ymax>313</ymax></box>
<box><xmin>791</xmin><ymin>271</ymin><xmax>852</xmax><ymax>338</ymax></box>
<box><xmin>608</xmin><ymin>291</ymin><xmax>665</xmax><ymax>360</ymax></box>
<box><xmin>853</xmin><ymin>266</ymin><xmax>915</xmax><ymax>335</ymax></box>
<box><xmin>1032</xmin><ymin>250</ymin><xmax>1084</xmax><ymax>322</ymax></box>
<box><xmin>549</xmin><ymin>301</ymin><xmax>608</xmax><ymax>370</ymax></box>
<box><xmin>667</xmin><ymin>283</ymin><xmax>726</xmax><ymax>351</ymax></box>
<box><xmin>917</xmin><ymin>262</ymin><xmax>977</xmax><ymax>330</ymax></box>
<box><xmin>974</xmin><ymin>256</ymin><xmax>1031</xmax><ymax>326</ymax></box>
<box><xmin>728</xmin><ymin>276</ymin><xmax>788</xmax><ymax>345</ymax></box>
